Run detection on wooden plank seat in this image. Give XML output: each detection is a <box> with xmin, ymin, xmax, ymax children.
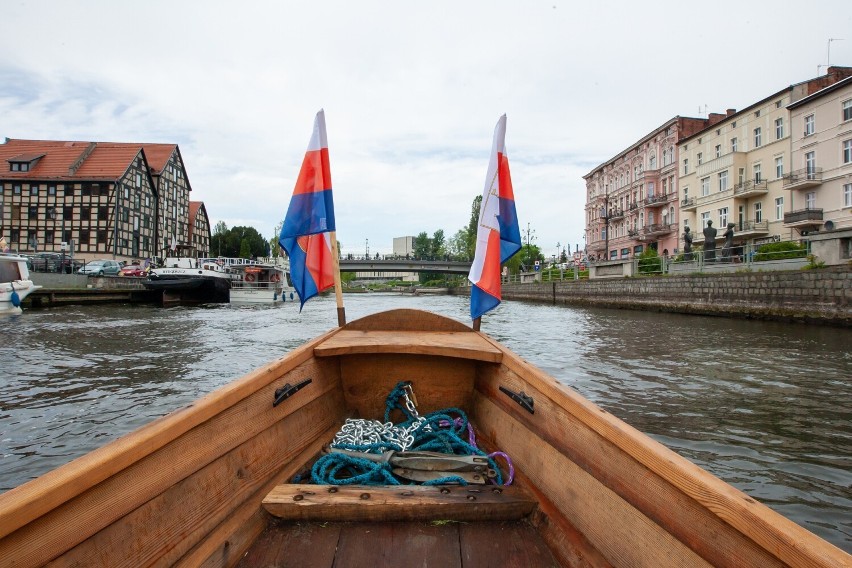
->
<box><xmin>262</xmin><ymin>483</ymin><xmax>537</xmax><ymax>522</ymax></box>
<box><xmin>313</xmin><ymin>330</ymin><xmax>503</xmax><ymax>363</ymax></box>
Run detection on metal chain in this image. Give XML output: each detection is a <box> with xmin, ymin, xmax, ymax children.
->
<box><xmin>331</xmin><ymin>383</ymin><xmax>428</xmax><ymax>452</ymax></box>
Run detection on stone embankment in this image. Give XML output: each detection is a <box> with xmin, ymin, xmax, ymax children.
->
<box><xmin>453</xmin><ymin>266</ymin><xmax>852</xmax><ymax>327</ymax></box>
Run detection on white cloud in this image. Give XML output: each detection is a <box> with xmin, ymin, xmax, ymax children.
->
<box><xmin>2</xmin><ymin>0</ymin><xmax>851</xmax><ymax>258</ymax></box>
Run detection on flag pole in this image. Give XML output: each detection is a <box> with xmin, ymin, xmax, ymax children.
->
<box><xmin>472</xmin><ymin>316</ymin><xmax>481</xmax><ymax>331</ymax></box>
<box><xmin>329</xmin><ymin>231</ymin><xmax>346</xmax><ymax>326</ymax></box>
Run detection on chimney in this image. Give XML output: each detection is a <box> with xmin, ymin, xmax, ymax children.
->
<box><xmin>68</xmin><ymin>142</ymin><xmax>97</xmax><ymax>176</ymax></box>
<box><xmin>726</xmin><ymin>109</ymin><xmax>736</xmax><ymax>116</ymax></box>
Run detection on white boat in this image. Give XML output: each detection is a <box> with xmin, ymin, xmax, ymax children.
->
<box><xmin>222</xmin><ymin>257</ymin><xmax>298</xmax><ymax>304</ymax></box>
<box><xmin>0</xmin><ymin>253</ymin><xmax>42</xmax><ymax>316</ymax></box>
<box><xmin>144</xmin><ymin>246</ymin><xmax>231</xmax><ymax>305</ymax></box>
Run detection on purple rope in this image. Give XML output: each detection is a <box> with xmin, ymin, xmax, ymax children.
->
<box><xmin>488</xmin><ymin>451</ymin><xmax>514</xmax><ymax>485</ymax></box>
<box><xmin>440</xmin><ymin>418</ymin><xmax>513</xmax><ymax>485</ymax></box>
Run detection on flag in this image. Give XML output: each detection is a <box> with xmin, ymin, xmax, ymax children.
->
<box><xmin>279</xmin><ymin>109</ymin><xmax>337</xmax><ymax>309</ymax></box>
<box><xmin>468</xmin><ymin>114</ymin><xmax>521</xmax><ymax>320</ymax></box>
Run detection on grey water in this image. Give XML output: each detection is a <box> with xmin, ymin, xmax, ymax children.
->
<box><xmin>1</xmin><ymin>294</ymin><xmax>850</xmax><ymax>552</ymax></box>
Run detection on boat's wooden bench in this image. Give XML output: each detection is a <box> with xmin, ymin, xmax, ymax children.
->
<box><xmin>262</xmin><ymin>483</ymin><xmax>536</xmax><ymax>522</ymax></box>
<box><xmin>313</xmin><ymin>330</ymin><xmax>503</xmax><ymax>362</ymax></box>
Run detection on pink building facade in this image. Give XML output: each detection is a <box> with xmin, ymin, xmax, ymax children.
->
<box><xmin>584</xmin><ymin>115</ymin><xmax>726</xmax><ymax>260</ymax></box>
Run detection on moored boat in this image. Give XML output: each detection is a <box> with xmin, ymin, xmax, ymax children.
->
<box><xmin>0</xmin><ymin>308</ymin><xmax>847</xmax><ymax>567</ymax></box>
<box><xmin>224</xmin><ymin>257</ymin><xmax>297</xmax><ymax>304</ymax></box>
<box><xmin>144</xmin><ymin>247</ymin><xmax>231</xmax><ymax>306</ymax></box>
<box><xmin>0</xmin><ymin>252</ymin><xmax>42</xmax><ymax>316</ymax></box>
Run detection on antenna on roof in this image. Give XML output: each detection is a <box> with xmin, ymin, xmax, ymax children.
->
<box><xmin>697</xmin><ymin>104</ymin><xmax>708</xmax><ymax>117</ymax></box>
<box><xmin>819</xmin><ymin>38</ymin><xmax>845</xmax><ymax>75</ymax></box>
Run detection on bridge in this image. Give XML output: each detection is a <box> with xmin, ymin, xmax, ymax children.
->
<box><xmin>339</xmin><ymin>258</ymin><xmax>472</xmax><ymax>274</ymax></box>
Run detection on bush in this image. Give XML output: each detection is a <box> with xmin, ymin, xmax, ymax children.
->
<box><xmin>753</xmin><ymin>241</ymin><xmax>807</xmax><ymax>262</ymax></box>
<box><xmin>637</xmin><ymin>248</ymin><xmax>662</xmax><ymax>275</ymax></box>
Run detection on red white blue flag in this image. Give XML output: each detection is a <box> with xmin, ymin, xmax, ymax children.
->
<box><xmin>468</xmin><ymin>114</ymin><xmax>521</xmax><ymax>320</ymax></box>
<box><xmin>279</xmin><ymin>110</ymin><xmax>337</xmax><ymax>309</ymax></box>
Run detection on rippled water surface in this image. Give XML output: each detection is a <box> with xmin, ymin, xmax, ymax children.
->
<box><xmin>1</xmin><ymin>294</ymin><xmax>850</xmax><ymax>551</ymax></box>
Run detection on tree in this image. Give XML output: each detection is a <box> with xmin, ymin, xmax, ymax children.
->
<box><xmin>413</xmin><ymin>232</ymin><xmax>431</xmax><ymax>259</ymax></box>
<box><xmin>210</xmin><ymin>225</ymin><xmax>269</xmax><ymax>258</ymax></box>
<box><xmin>465</xmin><ymin>195</ymin><xmax>482</xmax><ymax>260</ymax></box>
<box><xmin>268</xmin><ymin>221</ymin><xmax>283</xmax><ymax>258</ymax></box>
<box><xmin>447</xmin><ymin>229</ymin><xmax>469</xmax><ymax>261</ymax></box>
<box><xmin>431</xmin><ymin>229</ymin><xmax>445</xmax><ymax>260</ymax></box>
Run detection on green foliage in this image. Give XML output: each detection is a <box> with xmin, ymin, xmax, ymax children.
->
<box><xmin>804</xmin><ymin>254</ymin><xmax>826</xmax><ymax>270</ymax></box>
<box><xmin>637</xmin><ymin>248</ymin><xmax>662</xmax><ymax>275</ymax></box>
<box><xmin>753</xmin><ymin>241</ymin><xmax>807</xmax><ymax>262</ymax></box>
<box><xmin>210</xmin><ymin>225</ymin><xmax>269</xmax><ymax>258</ymax></box>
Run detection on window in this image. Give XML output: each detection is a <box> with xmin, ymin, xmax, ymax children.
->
<box><xmin>80</xmin><ymin>230</ymin><xmax>90</xmax><ymax>244</ymax></box>
<box><xmin>804</xmin><ymin>114</ymin><xmax>815</xmax><ymax>136</ymax></box>
<box><xmin>701</xmin><ymin>212</ymin><xmax>710</xmax><ymax>228</ymax></box>
<box><xmin>775</xmin><ymin>117</ymin><xmax>784</xmax><ymax>139</ymax></box>
<box><xmin>124</xmin><ymin>186</ymin><xmax>129</xmax><ymax>199</ymax></box>
<box><xmin>754</xmin><ymin>127</ymin><xmax>762</xmax><ymax>148</ymax></box>
<box><xmin>683</xmin><ymin>158</ymin><xmax>689</xmax><ymax>175</ymax></box>
<box><xmin>754</xmin><ymin>164</ymin><xmax>762</xmax><ymax>183</ymax></box>
<box><xmin>701</xmin><ymin>176</ymin><xmax>710</xmax><ymax>197</ymax></box>
<box><xmin>806</xmin><ymin>151</ymin><xmax>816</xmax><ymax>176</ymax></box>
<box><xmin>80</xmin><ymin>206</ymin><xmax>91</xmax><ymax>219</ymax></box>
<box><xmin>98</xmin><ymin>206</ymin><xmax>109</xmax><ymax>221</ymax></box>
<box><xmin>719</xmin><ymin>207</ymin><xmax>729</xmax><ymax>227</ymax></box>
<box><xmin>806</xmin><ymin>191</ymin><xmax>816</xmax><ymax>210</ymax></box>
<box><xmin>28</xmin><ymin>206</ymin><xmax>38</xmax><ymax>220</ymax></box>
<box><xmin>731</xmin><ymin>137</ymin><xmax>738</xmax><ymax>152</ymax></box>
<box><xmin>844</xmin><ymin>100</ymin><xmax>852</xmax><ymax>122</ymax></box>
<box><xmin>30</xmin><ymin>184</ymin><xmax>39</xmax><ymax>196</ymax></box>
<box><xmin>844</xmin><ymin>183</ymin><xmax>852</xmax><ymax>207</ymax></box>
<box><xmin>775</xmin><ymin>157</ymin><xmax>784</xmax><ymax>179</ymax></box>
<box><xmin>45</xmin><ymin>232</ymin><xmax>55</xmax><ymax>245</ymax></box>
<box><xmin>843</xmin><ymin>139</ymin><xmax>852</xmax><ymax>164</ymax></box>
<box><xmin>718</xmin><ymin>170</ymin><xmax>728</xmax><ymax>192</ymax></box>
<box><xmin>738</xmin><ymin>168</ymin><xmax>745</xmax><ymax>187</ymax></box>
<box><xmin>48</xmin><ymin>184</ymin><xmax>56</xmax><ymax>195</ymax></box>
<box><xmin>13</xmin><ymin>184</ymin><xmax>21</xmax><ymax>194</ymax></box>
<box><xmin>715</xmin><ymin>144</ymin><xmax>721</xmax><ymax>158</ymax></box>
<box><xmin>775</xmin><ymin>197</ymin><xmax>784</xmax><ymax>220</ymax></box>
<box><xmin>649</xmin><ymin>154</ymin><xmax>656</xmax><ymax>169</ymax></box>
<box><xmin>697</xmin><ymin>152</ymin><xmax>703</xmax><ymax>165</ymax></box>
<box><xmin>136</xmin><ymin>173</ymin><xmax>142</xmax><ymax>187</ymax></box>
<box><xmin>63</xmin><ymin>206</ymin><xmax>72</xmax><ymax>219</ymax></box>
<box><xmin>755</xmin><ymin>202</ymin><xmax>763</xmax><ymax>223</ymax></box>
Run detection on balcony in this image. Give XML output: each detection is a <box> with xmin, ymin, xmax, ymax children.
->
<box><xmin>733</xmin><ymin>179</ymin><xmax>769</xmax><ymax>198</ymax></box>
<box><xmin>734</xmin><ymin>219</ymin><xmax>769</xmax><ymax>237</ymax></box>
<box><xmin>643</xmin><ymin>194</ymin><xmax>670</xmax><ymax>207</ymax></box>
<box><xmin>783</xmin><ymin>208</ymin><xmax>823</xmax><ymax>228</ymax></box>
<box><xmin>680</xmin><ymin>197</ymin><xmax>697</xmax><ymax>211</ymax></box>
<box><xmin>641</xmin><ymin>223</ymin><xmax>676</xmax><ymax>238</ymax></box>
<box><xmin>627</xmin><ymin>228</ymin><xmax>639</xmax><ymax>238</ymax></box>
<box><xmin>607</xmin><ymin>209</ymin><xmax>625</xmax><ymax>220</ymax></box>
<box><xmin>782</xmin><ymin>168</ymin><xmax>823</xmax><ymax>190</ymax></box>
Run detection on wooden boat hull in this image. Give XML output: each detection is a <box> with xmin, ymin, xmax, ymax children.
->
<box><xmin>0</xmin><ymin>309</ymin><xmax>847</xmax><ymax>567</ymax></box>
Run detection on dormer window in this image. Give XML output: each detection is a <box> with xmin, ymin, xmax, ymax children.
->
<box><xmin>7</xmin><ymin>153</ymin><xmax>44</xmax><ymax>172</ymax></box>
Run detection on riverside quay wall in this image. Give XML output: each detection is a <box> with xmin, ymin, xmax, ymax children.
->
<box><xmin>454</xmin><ymin>266</ymin><xmax>852</xmax><ymax>327</ymax></box>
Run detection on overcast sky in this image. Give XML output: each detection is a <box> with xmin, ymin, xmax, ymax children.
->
<box><xmin>2</xmin><ymin>1</ymin><xmax>850</xmax><ymax>259</ymax></box>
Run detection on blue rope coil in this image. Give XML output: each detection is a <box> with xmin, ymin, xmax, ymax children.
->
<box><xmin>308</xmin><ymin>381</ymin><xmax>507</xmax><ymax>486</ymax></box>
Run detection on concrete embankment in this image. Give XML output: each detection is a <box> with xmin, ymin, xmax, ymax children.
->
<box><xmin>452</xmin><ymin>266</ymin><xmax>852</xmax><ymax>327</ymax></box>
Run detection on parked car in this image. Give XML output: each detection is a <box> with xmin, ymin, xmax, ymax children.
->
<box><xmin>119</xmin><ymin>264</ymin><xmax>146</xmax><ymax>277</ymax></box>
<box><xmin>30</xmin><ymin>252</ymin><xmax>74</xmax><ymax>274</ymax></box>
<box><xmin>78</xmin><ymin>259</ymin><xmax>122</xmax><ymax>276</ymax></box>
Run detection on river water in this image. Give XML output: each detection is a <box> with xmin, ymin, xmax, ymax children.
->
<box><xmin>1</xmin><ymin>294</ymin><xmax>850</xmax><ymax>552</ymax></box>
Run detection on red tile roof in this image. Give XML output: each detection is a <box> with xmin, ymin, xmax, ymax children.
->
<box><xmin>0</xmin><ymin>139</ymin><xmax>179</xmax><ymax>181</ymax></box>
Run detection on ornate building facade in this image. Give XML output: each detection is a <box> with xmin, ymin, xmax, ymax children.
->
<box><xmin>584</xmin><ymin>116</ymin><xmax>714</xmax><ymax>260</ymax></box>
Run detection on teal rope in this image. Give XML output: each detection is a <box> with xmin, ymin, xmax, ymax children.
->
<box><xmin>314</xmin><ymin>383</ymin><xmax>506</xmax><ymax>486</ymax></box>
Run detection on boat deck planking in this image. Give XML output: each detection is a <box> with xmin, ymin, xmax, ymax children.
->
<box><xmin>236</xmin><ymin>518</ymin><xmax>560</xmax><ymax>568</ymax></box>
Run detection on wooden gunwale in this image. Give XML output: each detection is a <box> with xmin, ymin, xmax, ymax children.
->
<box><xmin>0</xmin><ymin>327</ymin><xmax>340</xmax><ymax>540</ymax></box>
<box><xmin>474</xmin><ymin>331</ymin><xmax>851</xmax><ymax>568</ymax></box>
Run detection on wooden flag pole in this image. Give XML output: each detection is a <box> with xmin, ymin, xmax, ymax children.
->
<box><xmin>472</xmin><ymin>317</ymin><xmax>481</xmax><ymax>332</ymax></box>
<box><xmin>329</xmin><ymin>231</ymin><xmax>346</xmax><ymax>326</ymax></box>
